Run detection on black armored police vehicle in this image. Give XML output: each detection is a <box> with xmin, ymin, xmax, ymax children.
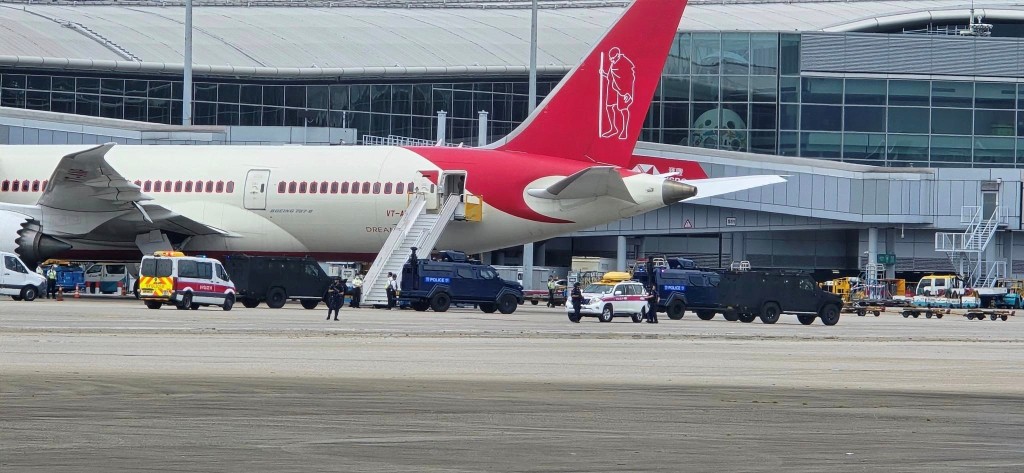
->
<box><xmin>717</xmin><ymin>270</ymin><xmax>843</xmax><ymax>325</ymax></box>
<box><xmin>632</xmin><ymin>257</ymin><xmax>722</xmax><ymax>320</ymax></box>
<box><xmin>400</xmin><ymin>249</ymin><xmax>524</xmax><ymax>314</ymax></box>
<box><xmin>223</xmin><ymin>255</ymin><xmax>333</xmax><ymax>309</ymax></box>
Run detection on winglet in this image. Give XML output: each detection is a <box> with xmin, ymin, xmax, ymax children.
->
<box><xmin>493</xmin><ymin>0</ymin><xmax>688</xmax><ymax>168</ymax></box>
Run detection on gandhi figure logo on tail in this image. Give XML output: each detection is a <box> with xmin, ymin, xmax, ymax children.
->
<box><xmin>599</xmin><ymin>47</ymin><xmax>636</xmax><ymax>140</ymax></box>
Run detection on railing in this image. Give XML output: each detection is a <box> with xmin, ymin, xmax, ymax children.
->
<box><xmin>361</xmin><ymin>193</ymin><xmax>427</xmax><ymax>304</ymax></box>
<box><xmin>362</xmin><ymin>134</ymin><xmax>458</xmax><ymax>147</ymax></box>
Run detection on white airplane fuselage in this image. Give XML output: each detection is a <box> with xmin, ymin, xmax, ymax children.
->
<box><xmin>0</xmin><ymin>144</ymin><xmax>674</xmax><ymax>260</ymax></box>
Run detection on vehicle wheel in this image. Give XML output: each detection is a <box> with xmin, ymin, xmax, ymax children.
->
<box><xmin>797</xmin><ymin>315</ymin><xmax>815</xmax><ymax>325</ymax></box>
<box><xmin>873</xmin><ymin>311</ymin><xmax>881</xmax><ymax>317</ymax></box>
<box><xmin>190</xmin><ymin>304</ymin><xmax>200</xmax><ymax>310</ymax></box>
<box><xmin>925</xmin><ymin>312</ymin><xmax>932</xmax><ymax>319</ymax></box>
<box><xmin>936</xmin><ymin>314</ymin><xmax>944</xmax><ymax>319</ymax></box>
<box><xmin>966</xmin><ymin>314</ymin><xmax>974</xmax><ymax>320</ymax></box>
<box><xmin>1001</xmin><ymin>315</ymin><xmax>1008</xmax><ymax>321</ymax></box>
<box><xmin>531</xmin><ymin>300</ymin><xmax>539</xmax><ymax>305</ymax></box>
<box><xmin>133</xmin><ymin>280</ymin><xmax>140</xmax><ymax>299</ymax></box>
<box><xmin>412</xmin><ymin>300</ymin><xmax>429</xmax><ymax>312</ymax></box>
<box><xmin>265</xmin><ymin>288</ymin><xmax>287</xmax><ymax>309</ymax></box>
<box><xmin>598</xmin><ymin>305</ymin><xmax>614</xmax><ymax>322</ymax></box>
<box><xmin>759</xmin><ymin>303</ymin><xmax>781</xmax><ymax>324</ymax></box>
<box><xmin>178</xmin><ymin>292</ymin><xmax>193</xmax><ymax>310</ymax></box>
<box><xmin>222</xmin><ymin>294</ymin><xmax>234</xmax><ymax>311</ymax></box>
<box><xmin>241</xmin><ymin>298</ymin><xmax>260</xmax><ymax>309</ymax></box>
<box><xmin>990</xmin><ymin>314</ymin><xmax>998</xmax><ymax>321</ymax></box>
<box><xmin>723</xmin><ymin>311</ymin><xmax>739</xmax><ymax>322</ymax></box>
<box><xmin>666</xmin><ymin>300</ymin><xmax>685</xmax><ymax>320</ymax></box>
<box><xmin>738</xmin><ymin>313</ymin><xmax>757</xmax><ymax>323</ymax></box>
<box><xmin>696</xmin><ymin>310</ymin><xmax>715</xmax><ymax>321</ymax></box>
<box><xmin>902</xmin><ymin>313</ymin><xmax>910</xmax><ymax>318</ymax></box>
<box><xmin>20</xmin><ymin>286</ymin><xmax>37</xmax><ymax>302</ymax></box>
<box><xmin>480</xmin><ymin>302</ymin><xmax>497</xmax><ymax>313</ymax></box>
<box><xmin>145</xmin><ymin>301</ymin><xmax>162</xmax><ymax>310</ymax></box>
<box><xmin>497</xmin><ymin>294</ymin><xmax>518</xmax><ymax>314</ymax></box>
<box><xmin>300</xmin><ymin>299</ymin><xmax>320</xmax><ymax>310</ymax></box>
<box><xmin>857</xmin><ymin>310</ymin><xmax>866</xmax><ymax>317</ymax></box>
<box><xmin>430</xmin><ymin>292</ymin><xmax>451</xmax><ymax>312</ymax></box>
<box><xmin>819</xmin><ymin>304</ymin><xmax>840</xmax><ymax>326</ymax></box>
<box><xmin>568</xmin><ymin>313</ymin><xmax>582</xmax><ymax>323</ymax></box>
<box><xmin>631</xmin><ymin>308</ymin><xmax>645</xmax><ymax>323</ymax></box>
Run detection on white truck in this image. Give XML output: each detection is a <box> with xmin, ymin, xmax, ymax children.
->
<box><xmin>493</xmin><ymin>265</ymin><xmax>567</xmax><ymax>306</ymax></box>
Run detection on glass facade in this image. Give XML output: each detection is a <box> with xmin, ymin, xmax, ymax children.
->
<box><xmin>0</xmin><ymin>71</ymin><xmax>556</xmax><ymax>145</ymax></box>
<box><xmin>3</xmin><ymin>32</ymin><xmax>1024</xmax><ymax>167</ymax></box>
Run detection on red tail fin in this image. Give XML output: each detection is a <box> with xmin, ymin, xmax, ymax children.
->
<box><xmin>494</xmin><ymin>0</ymin><xmax>688</xmax><ymax>167</ymax></box>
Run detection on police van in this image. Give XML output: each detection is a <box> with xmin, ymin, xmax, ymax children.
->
<box><xmin>138</xmin><ymin>251</ymin><xmax>236</xmax><ymax>311</ymax></box>
<box><xmin>632</xmin><ymin>257</ymin><xmax>721</xmax><ymax>320</ymax></box>
<box><xmin>400</xmin><ymin>249</ymin><xmax>523</xmax><ymax>314</ymax></box>
<box><xmin>1</xmin><ymin>251</ymin><xmax>46</xmax><ymax>301</ymax></box>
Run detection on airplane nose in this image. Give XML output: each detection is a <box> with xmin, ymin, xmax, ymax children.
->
<box><xmin>661</xmin><ymin>179</ymin><xmax>697</xmax><ymax>205</ymax></box>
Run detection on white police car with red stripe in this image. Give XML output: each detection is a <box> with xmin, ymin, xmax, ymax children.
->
<box><xmin>568</xmin><ymin>272</ymin><xmax>650</xmax><ymax>323</ymax></box>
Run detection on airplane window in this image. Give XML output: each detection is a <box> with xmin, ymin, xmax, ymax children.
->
<box><xmin>22</xmin><ymin>180</ymin><xmax>29</xmax><ymax>191</ymax></box>
<box><xmin>134</xmin><ymin>180</ymin><xmax>141</xmax><ymax>187</ymax></box>
<box><xmin>361</xmin><ymin>182</ymin><xmax>370</xmax><ymax>194</ymax></box>
<box><xmin>11</xmin><ymin>180</ymin><xmax>20</xmax><ymax>192</ymax></box>
<box><xmin>396</xmin><ymin>182</ymin><xmax>404</xmax><ymax>194</ymax></box>
<box><xmin>226</xmin><ymin>181</ymin><xmax>235</xmax><ymax>193</ymax></box>
<box><xmin>340</xmin><ymin>182</ymin><xmax>349</xmax><ymax>194</ymax></box>
<box><xmin>41</xmin><ymin>180</ymin><xmax>47</xmax><ymax>191</ymax></box>
<box><xmin>408</xmin><ymin>181</ymin><xmax>414</xmax><ymax>192</ymax></box>
<box><xmin>31</xmin><ymin>180</ymin><xmax>39</xmax><ymax>192</ymax></box>
<box><xmin>2</xmin><ymin>180</ymin><xmax>10</xmax><ymax>192</ymax></box>
<box><xmin>216</xmin><ymin>181</ymin><xmax>224</xmax><ymax>193</ymax></box>
<box><xmin>299</xmin><ymin>182</ymin><xmax>308</xmax><ymax>193</ymax></box>
<box><xmin>384</xmin><ymin>182</ymin><xmax>393</xmax><ymax>194</ymax></box>
<box><xmin>143</xmin><ymin>181</ymin><xmax>151</xmax><ymax>192</ymax></box>
<box><xmin>174</xmin><ymin>181</ymin><xmax>183</xmax><ymax>192</ymax></box>
<box><xmin>164</xmin><ymin>180</ymin><xmax>172</xmax><ymax>191</ymax></box>
<box><xmin>206</xmin><ymin>180</ymin><xmax>214</xmax><ymax>193</ymax></box>
<box><xmin>154</xmin><ymin>181</ymin><xmax>163</xmax><ymax>192</ymax></box>
<box><xmin>185</xmin><ymin>181</ymin><xmax>194</xmax><ymax>192</ymax></box>
<box><xmin>320</xmin><ymin>182</ymin><xmax>329</xmax><ymax>194</ymax></box>
<box><xmin>372</xmin><ymin>182</ymin><xmax>381</xmax><ymax>194</ymax></box>
<box><xmin>330</xmin><ymin>182</ymin><xmax>339</xmax><ymax>194</ymax></box>
<box><xmin>277</xmin><ymin>182</ymin><xmax>286</xmax><ymax>193</ymax></box>
<box><xmin>288</xmin><ymin>181</ymin><xmax>297</xmax><ymax>193</ymax></box>
<box><xmin>309</xmin><ymin>181</ymin><xmax>318</xmax><ymax>194</ymax></box>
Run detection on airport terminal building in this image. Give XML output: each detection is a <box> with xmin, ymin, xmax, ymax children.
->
<box><xmin>3</xmin><ymin>0</ymin><xmax>1024</xmax><ymax>279</ymax></box>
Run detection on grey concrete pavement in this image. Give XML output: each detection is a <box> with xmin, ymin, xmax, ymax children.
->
<box><xmin>1</xmin><ymin>298</ymin><xmax>1022</xmax><ymax>472</ymax></box>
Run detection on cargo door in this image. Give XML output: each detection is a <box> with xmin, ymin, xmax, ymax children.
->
<box><xmin>244</xmin><ymin>169</ymin><xmax>271</xmax><ymax>210</ymax></box>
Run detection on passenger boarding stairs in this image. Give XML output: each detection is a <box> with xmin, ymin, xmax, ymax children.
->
<box><xmin>935</xmin><ymin>205</ymin><xmax>1007</xmax><ymax>288</ymax></box>
<box><xmin>361</xmin><ymin>193</ymin><xmax>462</xmax><ymax>307</ymax></box>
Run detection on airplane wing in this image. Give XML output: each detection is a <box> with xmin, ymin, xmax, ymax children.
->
<box><xmin>680</xmin><ymin>175</ymin><xmax>787</xmax><ymax>201</ymax></box>
<box><xmin>526</xmin><ymin>166</ymin><xmax>636</xmax><ymax>203</ymax></box>
<box><xmin>37</xmin><ymin>143</ymin><xmax>149</xmax><ymax>212</ymax></box>
<box><xmin>37</xmin><ymin>143</ymin><xmax>231</xmax><ymax>237</ymax></box>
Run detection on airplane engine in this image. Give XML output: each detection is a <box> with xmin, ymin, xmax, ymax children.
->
<box><xmin>0</xmin><ymin>210</ymin><xmax>71</xmax><ymax>268</ymax></box>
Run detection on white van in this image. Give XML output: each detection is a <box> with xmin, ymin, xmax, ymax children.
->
<box><xmin>138</xmin><ymin>251</ymin><xmax>236</xmax><ymax>310</ymax></box>
<box><xmin>1</xmin><ymin>251</ymin><xmax>46</xmax><ymax>301</ymax></box>
<box><xmin>84</xmin><ymin>263</ymin><xmax>136</xmax><ymax>294</ymax></box>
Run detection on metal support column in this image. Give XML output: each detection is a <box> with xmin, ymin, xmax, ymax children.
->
<box><xmin>523</xmin><ymin>243</ymin><xmax>535</xmax><ymax>290</ymax></box>
<box><xmin>616</xmin><ymin>236</ymin><xmax>627</xmax><ymax>272</ymax></box>
<box><xmin>436</xmin><ymin>110</ymin><xmax>447</xmax><ymax>144</ymax></box>
<box><xmin>885</xmin><ymin>228</ymin><xmax>896</xmax><ymax>279</ymax></box>
<box><xmin>477</xmin><ymin>111</ymin><xmax>488</xmax><ymax>147</ymax></box>
<box><xmin>182</xmin><ymin>0</ymin><xmax>193</xmax><ymax>126</ymax></box>
<box><xmin>867</xmin><ymin>227</ymin><xmax>878</xmax><ymax>270</ymax></box>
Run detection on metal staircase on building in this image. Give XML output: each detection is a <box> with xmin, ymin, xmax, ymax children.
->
<box><xmin>360</xmin><ymin>193</ymin><xmax>463</xmax><ymax>307</ymax></box>
<box><xmin>934</xmin><ymin>205</ymin><xmax>1007</xmax><ymax>288</ymax></box>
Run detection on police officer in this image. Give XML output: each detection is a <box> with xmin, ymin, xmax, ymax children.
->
<box><xmin>45</xmin><ymin>265</ymin><xmax>57</xmax><ymax>299</ymax></box>
<box><xmin>350</xmin><ymin>273</ymin><xmax>363</xmax><ymax>308</ymax></box>
<box><xmin>386</xmin><ymin>272</ymin><xmax>399</xmax><ymax>309</ymax></box>
<box><xmin>325</xmin><ymin>280</ymin><xmax>343</xmax><ymax>321</ymax></box>
<box><xmin>546</xmin><ymin>276</ymin><xmax>557</xmax><ymax>307</ymax></box>
<box><xmin>570</xmin><ymin>282</ymin><xmax>583</xmax><ymax>321</ymax></box>
<box><xmin>645</xmin><ymin>283</ymin><xmax>659</xmax><ymax>323</ymax></box>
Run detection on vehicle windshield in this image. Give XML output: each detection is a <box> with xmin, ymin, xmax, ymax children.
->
<box><xmin>583</xmin><ymin>284</ymin><xmax>615</xmax><ymax>294</ymax></box>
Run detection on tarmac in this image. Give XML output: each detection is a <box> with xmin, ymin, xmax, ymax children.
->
<box><xmin>1</xmin><ymin>298</ymin><xmax>1022</xmax><ymax>472</ymax></box>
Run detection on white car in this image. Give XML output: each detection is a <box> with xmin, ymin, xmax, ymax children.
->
<box><xmin>568</xmin><ymin>279</ymin><xmax>650</xmax><ymax>323</ymax></box>
<box><xmin>1</xmin><ymin>251</ymin><xmax>46</xmax><ymax>301</ymax></box>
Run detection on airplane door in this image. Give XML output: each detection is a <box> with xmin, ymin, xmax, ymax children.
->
<box><xmin>244</xmin><ymin>169</ymin><xmax>271</xmax><ymax>210</ymax></box>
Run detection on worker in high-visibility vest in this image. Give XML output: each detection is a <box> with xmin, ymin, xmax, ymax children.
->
<box><xmin>45</xmin><ymin>266</ymin><xmax>57</xmax><ymax>299</ymax></box>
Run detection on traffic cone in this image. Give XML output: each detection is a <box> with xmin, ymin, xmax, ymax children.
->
<box><xmin>74</xmin><ymin>285</ymin><xmax>80</xmax><ymax>299</ymax></box>
<box><xmin>57</xmin><ymin>287</ymin><xmax>64</xmax><ymax>302</ymax></box>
